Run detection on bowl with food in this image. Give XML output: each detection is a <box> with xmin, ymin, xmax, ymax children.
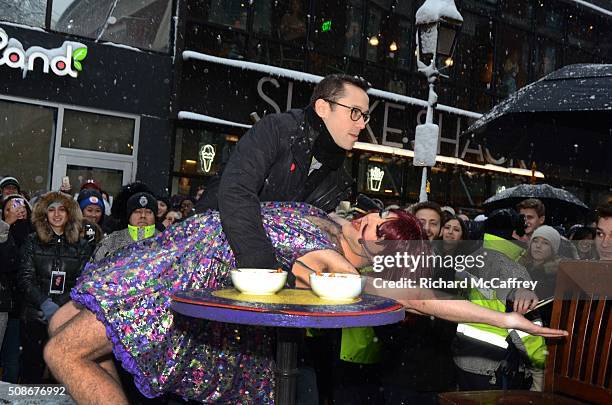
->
<box><xmin>231</xmin><ymin>268</ymin><xmax>287</xmax><ymax>295</ymax></box>
<box><xmin>309</xmin><ymin>272</ymin><xmax>366</xmax><ymax>301</ymax></box>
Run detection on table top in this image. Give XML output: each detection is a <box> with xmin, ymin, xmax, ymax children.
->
<box><xmin>171</xmin><ymin>288</ymin><xmax>405</xmax><ymax>328</ymax></box>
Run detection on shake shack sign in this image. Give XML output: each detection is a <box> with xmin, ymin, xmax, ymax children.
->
<box><xmin>0</xmin><ymin>28</ymin><xmax>87</xmax><ymax>78</ymax></box>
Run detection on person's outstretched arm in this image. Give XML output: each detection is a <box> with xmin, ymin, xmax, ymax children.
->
<box><xmin>218</xmin><ymin>115</ymin><xmax>282</xmax><ymax>269</ymax></box>
<box><xmin>364</xmin><ymin>278</ymin><xmax>567</xmax><ymax>338</ymax></box>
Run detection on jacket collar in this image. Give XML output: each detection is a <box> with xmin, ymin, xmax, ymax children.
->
<box><xmin>291</xmin><ymin>106</ymin><xmax>345</xmax><ymax>171</ymax></box>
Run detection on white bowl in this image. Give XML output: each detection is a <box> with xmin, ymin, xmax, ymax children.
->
<box><xmin>309</xmin><ymin>273</ymin><xmax>366</xmax><ymax>301</ymax></box>
<box><xmin>231</xmin><ymin>268</ymin><xmax>287</xmax><ymax>295</ymax></box>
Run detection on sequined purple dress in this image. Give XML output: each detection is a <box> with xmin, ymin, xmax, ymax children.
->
<box><xmin>71</xmin><ymin>202</ymin><xmax>335</xmax><ymax>403</ymax></box>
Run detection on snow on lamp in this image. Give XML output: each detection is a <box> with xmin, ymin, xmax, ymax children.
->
<box><xmin>414</xmin><ymin>0</ymin><xmax>462</xmax><ymax>202</ymax></box>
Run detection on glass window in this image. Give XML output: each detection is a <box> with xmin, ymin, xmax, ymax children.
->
<box><xmin>278</xmin><ymin>0</ymin><xmax>308</xmax><ymax>42</ymax></box>
<box><xmin>0</xmin><ymin>100</ymin><xmax>55</xmax><ymax>194</ymax></box>
<box><xmin>500</xmin><ymin>0</ymin><xmax>534</xmax><ymax>27</ymax></box>
<box><xmin>461</xmin><ymin>0</ymin><xmax>498</xmax><ymax>17</ymax></box>
<box><xmin>563</xmin><ymin>47</ymin><xmax>595</xmax><ymax>66</ymax></box>
<box><xmin>365</xmin><ymin>6</ymin><xmax>382</xmax><ymax>63</ymax></box>
<box><xmin>358</xmin><ymin>157</ymin><xmax>402</xmax><ymax>198</ymax></box>
<box><xmin>66</xmin><ymin>165</ymin><xmax>124</xmax><ymax>196</ymax></box>
<box><xmin>535</xmin><ymin>0</ymin><xmax>564</xmax><ymax>40</ymax></box>
<box><xmin>495</xmin><ymin>26</ymin><xmax>531</xmax><ymax>98</ymax></box>
<box><xmin>455</xmin><ymin>12</ymin><xmax>494</xmax><ymax>90</ymax></box>
<box><xmin>172</xmin><ymin>128</ymin><xmax>238</xmax><ymax>196</ymax></box>
<box><xmin>567</xmin><ymin>9</ymin><xmax>598</xmax><ymax>52</ymax></box>
<box><xmin>61</xmin><ymin>109</ymin><xmax>135</xmax><ymax>155</ymax></box>
<box><xmin>252</xmin><ymin>0</ymin><xmax>273</xmax><ymax>35</ymax></box>
<box><xmin>99</xmin><ymin>0</ymin><xmax>172</xmax><ymax>52</ymax></box>
<box><xmin>533</xmin><ymin>40</ymin><xmax>561</xmax><ymax>80</ymax></box>
<box><xmin>52</xmin><ymin>1</ymin><xmax>118</xmax><ymax>40</ymax></box>
<box><xmin>52</xmin><ymin>0</ymin><xmax>172</xmax><ymax>52</ymax></box>
<box><xmin>173</xmin><ymin>128</ymin><xmax>236</xmax><ymax>176</ymax></box>
<box><xmin>343</xmin><ymin>2</ymin><xmax>363</xmax><ymax>58</ymax></box>
<box><xmin>0</xmin><ymin>0</ymin><xmax>46</xmax><ymax>27</ymax></box>
<box><xmin>206</xmin><ymin>0</ymin><xmax>248</xmax><ymax>30</ymax></box>
<box><xmin>186</xmin><ymin>23</ymin><xmax>247</xmax><ymax>59</ymax></box>
<box><xmin>311</xmin><ymin>0</ymin><xmax>359</xmax><ymax>57</ymax></box>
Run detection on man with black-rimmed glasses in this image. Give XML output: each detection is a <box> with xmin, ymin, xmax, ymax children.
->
<box><xmin>197</xmin><ymin>74</ymin><xmax>372</xmax><ymax>271</ymax></box>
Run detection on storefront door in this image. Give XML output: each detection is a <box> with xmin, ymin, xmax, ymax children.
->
<box><xmin>52</xmin><ymin>154</ymin><xmax>135</xmax><ymax>198</ymax></box>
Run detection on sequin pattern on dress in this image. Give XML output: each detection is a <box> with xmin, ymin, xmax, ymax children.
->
<box><xmin>71</xmin><ymin>202</ymin><xmax>336</xmax><ymax>403</ymax></box>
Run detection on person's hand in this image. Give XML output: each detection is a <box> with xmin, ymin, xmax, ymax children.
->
<box><xmin>504</xmin><ymin>312</ymin><xmax>567</xmax><ymax>338</ymax></box>
<box><xmin>512</xmin><ymin>288</ymin><xmax>538</xmax><ymax>313</ymax></box>
<box><xmin>4</xmin><ymin>204</ymin><xmax>26</xmax><ymax>225</ymax></box>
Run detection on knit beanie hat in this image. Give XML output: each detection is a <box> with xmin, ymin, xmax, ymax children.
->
<box><xmin>0</xmin><ymin>177</ymin><xmax>20</xmax><ymax>192</ymax></box>
<box><xmin>126</xmin><ymin>192</ymin><xmax>157</xmax><ymax>218</ymax></box>
<box><xmin>77</xmin><ymin>190</ymin><xmax>105</xmax><ymax>212</ymax></box>
<box><xmin>531</xmin><ymin>225</ymin><xmax>561</xmax><ymax>254</ymax></box>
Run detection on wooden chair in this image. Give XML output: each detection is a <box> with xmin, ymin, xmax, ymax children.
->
<box><xmin>439</xmin><ymin>261</ymin><xmax>612</xmax><ymax>405</ymax></box>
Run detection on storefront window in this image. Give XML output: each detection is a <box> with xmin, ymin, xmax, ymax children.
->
<box><xmin>206</xmin><ymin>0</ymin><xmax>248</xmax><ymax>30</ymax></box>
<box><xmin>358</xmin><ymin>155</ymin><xmax>402</xmax><ymax>199</ymax></box>
<box><xmin>365</xmin><ymin>5</ymin><xmax>382</xmax><ymax>63</ymax></box>
<box><xmin>278</xmin><ymin>0</ymin><xmax>308</xmax><ymax>42</ymax></box>
<box><xmin>461</xmin><ymin>0</ymin><xmax>499</xmax><ymax>17</ymax></box>
<box><xmin>343</xmin><ymin>2</ymin><xmax>363</xmax><ymax>59</ymax></box>
<box><xmin>500</xmin><ymin>0</ymin><xmax>534</xmax><ymax>28</ymax></box>
<box><xmin>535</xmin><ymin>0</ymin><xmax>564</xmax><ymax>40</ymax></box>
<box><xmin>495</xmin><ymin>26</ymin><xmax>531</xmax><ymax>98</ymax></box>
<box><xmin>455</xmin><ymin>12</ymin><xmax>494</xmax><ymax>91</ymax></box>
<box><xmin>52</xmin><ymin>0</ymin><xmax>172</xmax><ymax>52</ymax></box>
<box><xmin>533</xmin><ymin>40</ymin><xmax>561</xmax><ymax>79</ymax></box>
<box><xmin>186</xmin><ymin>23</ymin><xmax>247</xmax><ymax>59</ymax></box>
<box><xmin>563</xmin><ymin>47</ymin><xmax>595</xmax><ymax>66</ymax></box>
<box><xmin>61</xmin><ymin>109</ymin><xmax>135</xmax><ymax>155</ymax></box>
<box><xmin>567</xmin><ymin>9</ymin><xmax>598</xmax><ymax>52</ymax></box>
<box><xmin>0</xmin><ymin>0</ymin><xmax>46</xmax><ymax>27</ymax></box>
<box><xmin>0</xmin><ymin>100</ymin><xmax>55</xmax><ymax>194</ymax></box>
<box><xmin>172</xmin><ymin>128</ymin><xmax>238</xmax><ymax>195</ymax></box>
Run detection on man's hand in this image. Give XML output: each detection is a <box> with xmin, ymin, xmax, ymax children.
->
<box><xmin>504</xmin><ymin>312</ymin><xmax>567</xmax><ymax>337</ymax></box>
<box><xmin>513</xmin><ymin>288</ymin><xmax>538</xmax><ymax>313</ymax></box>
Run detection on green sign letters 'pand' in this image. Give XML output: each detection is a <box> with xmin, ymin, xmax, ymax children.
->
<box><xmin>0</xmin><ymin>27</ymin><xmax>87</xmax><ymax>78</ymax></box>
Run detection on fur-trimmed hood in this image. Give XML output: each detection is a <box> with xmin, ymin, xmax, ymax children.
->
<box><xmin>32</xmin><ymin>191</ymin><xmax>83</xmax><ymax>244</ymax></box>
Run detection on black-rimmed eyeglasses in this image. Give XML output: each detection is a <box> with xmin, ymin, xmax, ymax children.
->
<box><xmin>325</xmin><ymin>99</ymin><xmax>371</xmax><ymax>124</ymax></box>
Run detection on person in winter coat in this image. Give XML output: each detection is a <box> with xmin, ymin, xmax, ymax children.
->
<box><xmin>519</xmin><ymin>225</ymin><xmax>562</xmax><ymax>302</ymax></box>
<box><xmin>197</xmin><ymin>74</ymin><xmax>371</xmax><ymax>270</ymax></box>
<box><xmin>0</xmin><ymin>194</ymin><xmax>34</xmax><ymax>382</ymax></box>
<box><xmin>92</xmin><ymin>192</ymin><xmax>159</xmax><ymax>263</ymax></box>
<box><xmin>17</xmin><ymin>191</ymin><xmax>92</xmax><ymax>382</ymax></box>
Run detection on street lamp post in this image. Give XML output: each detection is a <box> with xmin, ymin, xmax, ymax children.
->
<box><xmin>413</xmin><ymin>0</ymin><xmax>462</xmax><ymax>202</ymax></box>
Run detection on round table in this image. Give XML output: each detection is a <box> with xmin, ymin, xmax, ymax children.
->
<box><xmin>171</xmin><ymin>288</ymin><xmax>404</xmax><ymax>405</ymax></box>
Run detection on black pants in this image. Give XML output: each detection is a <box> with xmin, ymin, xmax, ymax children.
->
<box><xmin>456</xmin><ymin>367</ymin><xmax>501</xmax><ymax>391</ymax></box>
<box><xmin>20</xmin><ymin>319</ymin><xmax>48</xmax><ymax>383</ymax></box>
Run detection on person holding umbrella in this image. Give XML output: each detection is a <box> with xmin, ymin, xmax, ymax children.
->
<box><xmin>514</xmin><ymin>199</ymin><xmax>545</xmax><ymax>242</ymax></box>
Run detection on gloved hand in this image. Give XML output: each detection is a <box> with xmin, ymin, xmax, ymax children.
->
<box><xmin>40</xmin><ymin>298</ymin><xmax>60</xmax><ymax>322</ymax></box>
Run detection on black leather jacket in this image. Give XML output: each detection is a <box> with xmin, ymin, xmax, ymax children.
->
<box><xmin>18</xmin><ymin>233</ymin><xmax>92</xmax><ymax>320</ymax></box>
<box><xmin>197</xmin><ymin>107</ymin><xmax>354</xmax><ymax>269</ymax></box>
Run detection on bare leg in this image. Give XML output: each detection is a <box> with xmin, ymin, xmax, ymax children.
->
<box><xmin>44</xmin><ymin>309</ymin><xmax>128</xmax><ymax>405</ymax></box>
<box><xmin>48</xmin><ymin>301</ymin><xmax>121</xmax><ymax>383</ymax></box>
<box><xmin>48</xmin><ymin>301</ymin><xmax>81</xmax><ymax>337</ymax></box>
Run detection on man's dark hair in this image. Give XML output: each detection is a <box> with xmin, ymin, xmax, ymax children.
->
<box><xmin>410</xmin><ymin>201</ymin><xmax>443</xmax><ymax>222</ymax></box>
<box><xmin>516</xmin><ymin>198</ymin><xmax>545</xmax><ymax>218</ymax></box>
<box><xmin>310</xmin><ymin>74</ymin><xmax>370</xmax><ymax>105</ymax></box>
<box><xmin>597</xmin><ymin>203</ymin><xmax>612</xmax><ymax>221</ymax></box>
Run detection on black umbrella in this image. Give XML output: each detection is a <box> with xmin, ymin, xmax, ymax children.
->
<box><xmin>462</xmin><ymin>64</ymin><xmax>612</xmax><ymax>174</ymax></box>
<box><xmin>483</xmin><ymin>184</ymin><xmax>590</xmax><ymax>225</ymax></box>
